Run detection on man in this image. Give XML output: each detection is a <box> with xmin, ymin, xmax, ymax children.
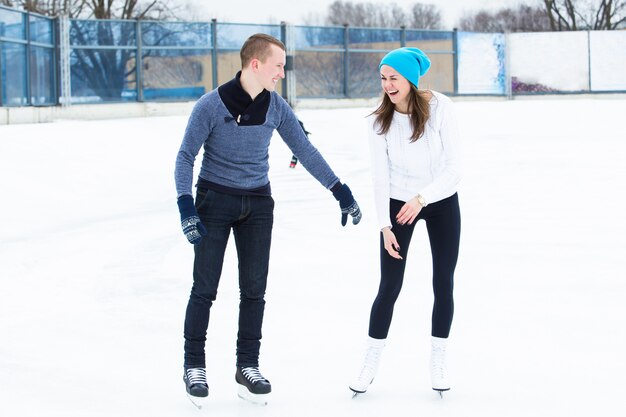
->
<box><xmin>174</xmin><ymin>33</ymin><xmax>362</xmax><ymax>405</ymax></box>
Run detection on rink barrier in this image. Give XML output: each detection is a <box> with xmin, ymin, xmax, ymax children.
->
<box><xmin>4</xmin><ymin>93</ymin><xmax>626</xmax><ymax>125</ymax></box>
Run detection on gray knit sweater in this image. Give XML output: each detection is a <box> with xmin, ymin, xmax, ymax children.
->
<box><xmin>175</xmin><ymin>89</ymin><xmax>339</xmax><ymax>197</ymax></box>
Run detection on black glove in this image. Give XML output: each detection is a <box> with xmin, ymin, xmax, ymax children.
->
<box><xmin>332</xmin><ymin>183</ymin><xmax>362</xmax><ymax>226</ymax></box>
<box><xmin>177</xmin><ymin>195</ymin><xmax>207</xmax><ymax>244</ymax></box>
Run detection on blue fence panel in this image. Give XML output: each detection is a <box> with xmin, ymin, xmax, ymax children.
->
<box><xmin>1</xmin><ymin>42</ymin><xmax>27</xmax><ymax>105</ymax></box>
<box><xmin>69</xmin><ymin>20</ymin><xmax>137</xmax><ymax>103</ymax></box>
<box><xmin>295</xmin><ymin>50</ymin><xmax>343</xmax><ymax>97</ymax></box>
<box><xmin>70</xmin><ymin>48</ymin><xmax>137</xmax><ymax>103</ymax></box>
<box><xmin>28</xmin><ymin>14</ymin><xmax>55</xmax><ymax>105</ymax></box>
<box><xmin>70</xmin><ymin>19</ymin><xmax>136</xmax><ymax>46</ymax></box>
<box><xmin>140</xmin><ymin>48</ymin><xmax>211</xmax><ymax>100</ymax></box>
<box><xmin>294</xmin><ymin>26</ymin><xmax>344</xmax><ymax>49</ymax></box>
<box><xmin>347</xmin><ymin>28</ymin><xmax>400</xmax><ymax>97</ymax></box>
<box><xmin>0</xmin><ymin>7</ymin><xmax>25</xmax><ymax>40</ymax></box>
<box><xmin>293</xmin><ymin>26</ymin><xmax>343</xmax><ymax>97</ymax></box>
<box><xmin>349</xmin><ymin>27</ymin><xmax>402</xmax><ymax>48</ymax></box>
<box><xmin>29</xmin><ymin>15</ymin><xmax>53</xmax><ymax>44</ymax></box>
<box><xmin>216</xmin><ymin>23</ymin><xmax>281</xmax><ymax>49</ymax></box>
<box><xmin>405</xmin><ymin>30</ymin><xmax>453</xmax><ymax>43</ymax></box>
<box><xmin>142</xmin><ymin>86</ymin><xmax>206</xmax><ymax>100</ymax></box>
<box><xmin>30</xmin><ymin>45</ymin><xmax>55</xmax><ymax>104</ymax></box>
<box><xmin>141</xmin><ymin>21</ymin><xmax>212</xmax><ymax>47</ymax></box>
<box><xmin>6</xmin><ymin>9</ymin><xmax>626</xmax><ymax>108</ymax></box>
<box><xmin>348</xmin><ymin>51</ymin><xmax>386</xmax><ymax>97</ymax></box>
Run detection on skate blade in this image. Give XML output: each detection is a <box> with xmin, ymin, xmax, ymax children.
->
<box><xmin>349</xmin><ymin>386</ymin><xmax>367</xmax><ymax>398</ymax></box>
<box><xmin>186</xmin><ymin>392</ymin><xmax>208</xmax><ymax>409</ymax></box>
<box><xmin>237</xmin><ymin>385</ymin><xmax>269</xmax><ymax>406</ymax></box>
<box><xmin>349</xmin><ymin>377</ymin><xmax>373</xmax><ymax>398</ymax></box>
<box><xmin>433</xmin><ymin>388</ymin><xmax>450</xmax><ymax>399</ymax></box>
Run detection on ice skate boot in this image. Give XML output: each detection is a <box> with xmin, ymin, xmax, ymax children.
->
<box><xmin>349</xmin><ymin>336</ymin><xmax>385</xmax><ymax>396</ymax></box>
<box><xmin>431</xmin><ymin>336</ymin><xmax>450</xmax><ymax>397</ymax></box>
<box><xmin>183</xmin><ymin>366</ymin><xmax>208</xmax><ymax>409</ymax></box>
<box><xmin>235</xmin><ymin>366</ymin><xmax>271</xmax><ymax>405</ymax></box>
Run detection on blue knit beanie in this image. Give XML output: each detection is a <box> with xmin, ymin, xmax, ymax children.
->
<box><xmin>379</xmin><ymin>47</ymin><xmax>431</xmax><ymax>88</ymax></box>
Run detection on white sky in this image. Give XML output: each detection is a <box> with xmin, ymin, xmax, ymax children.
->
<box><xmin>186</xmin><ymin>0</ymin><xmax>531</xmax><ymax>29</ymax></box>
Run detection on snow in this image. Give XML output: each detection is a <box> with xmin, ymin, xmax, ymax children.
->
<box><xmin>1</xmin><ymin>97</ymin><xmax>626</xmax><ymax>416</ymax></box>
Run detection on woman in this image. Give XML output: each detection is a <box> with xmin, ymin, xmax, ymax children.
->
<box><xmin>350</xmin><ymin>47</ymin><xmax>461</xmax><ymax>396</ymax></box>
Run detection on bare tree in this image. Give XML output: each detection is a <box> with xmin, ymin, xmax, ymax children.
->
<box><xmin>324</xmin><ymin>1</ymin><xmax>403</xmax><ymax>27</ymax></box>
<box><xmin>298</xmin><ymin>1</ymin><xmax>443</xmax><ymax>98</ymax></box>
<box><xmin>317</xmin><ymin>1</ymin><xmax>441</xmax><ymax>28</ymax></box>
<box><xmin>3</xmin><ymin>1</ymin><xmax>198</xmax><ymax>101</ymax></box>
<box><xmin>408</xmin><ymin>3</ymin><xmax>442</xmax><ymax>29</ymax></box>
<box><xmin>5</xmin><ymin>0</ymin><xmax>181</xmax><ymax>19</ymax></box>
<box><xmin>458</xmin><ymin>4</ymin><xmax>551</xmax><ymax>32</ymax></box>
<box><xmin>328</xmin><ymin>1</ymin><xmax>405</xmax><ymax>27</ymax></box>
<box><xmin>543</xmin><ymin>0</ymin><xmax>626</xmax><ymax>30</ymax></box>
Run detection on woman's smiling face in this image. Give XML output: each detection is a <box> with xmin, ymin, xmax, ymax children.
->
<box><xmin>380</xmin><ymin>64</ymin><xmax>412</xmax><ymax>111</ymax></box>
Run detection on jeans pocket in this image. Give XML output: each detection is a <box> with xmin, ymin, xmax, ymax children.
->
<box><xmin>195</xmin><ymin>188</ymin><xmax>210</xmax><ymax>211</ymax></box>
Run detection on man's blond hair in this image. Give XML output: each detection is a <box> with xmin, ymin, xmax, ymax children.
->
<box><xmin>240</xmin><ymin>33</ymin><xmax>286</xmax><ymax>68</ymax></box>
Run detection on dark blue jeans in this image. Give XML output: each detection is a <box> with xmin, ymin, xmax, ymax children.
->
<box><xmin>369</xmin><ymin>193</ymin><xmax>461</xmax><ymax>339</ymax></box>
<box><xmin>184</xmin><ymin>188</ymin><xmax>274</xmax><ymax>368</ymax></box>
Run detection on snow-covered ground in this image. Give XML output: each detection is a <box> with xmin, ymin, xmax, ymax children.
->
<box><xmin>1</xmin><ymin>97</ymin><xmax>625</xmax><ymax>417</ymax></box>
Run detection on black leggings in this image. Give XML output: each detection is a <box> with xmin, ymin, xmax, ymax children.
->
<box><xmin>368</xmin><ymin>193</ymin><xmax>461</xmax><ymax>339</ymax></box>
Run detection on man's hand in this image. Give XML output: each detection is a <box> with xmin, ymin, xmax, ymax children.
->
<box><xmin>332</xmin><ymin>183</ymin><xmax>362</xmax><ymax>226</ymax></box>
<box><xmin>177</xmin><ymin>195</ymin><xmax>207</xmax><ymax>244</ymax></box>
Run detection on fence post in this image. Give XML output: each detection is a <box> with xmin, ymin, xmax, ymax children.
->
<box><xmin>0</xmin><ymin>29</ymin><xmax>4</xmax><ymax>106</ymax></box>
<box><xmin>505</xmin><ymin>32</ymin><xmax>512</xmax><ymax>100</ymax></box>
<box><xmin>400</xmin><ymin>25</ymin><xmax>406</xmax><ymax>47</ymax></box>
<box><xmin>452</xmin><ymin>28</ymin><xmax>458</xmax><ymax>96</ymax></box>
<box><xmin>587</xmin><ymin>30</ymin><xmax>592</xmax><ymax>92</ymax></box>
<box><xmin>280</xmin><ymin>21</ymin><xmax>287</xmax><ymax>100</ymax></box>
<box><xmin>136</xmin><ymin>19</ymin><xmax>144</xmax><ymax>102</ymax></box>
<box><xmin>25</xmin><ymin>10</ymin><xmax>31</xmax><ymax>105</ymax></box>
<box><xmin>211</xmin><ymin>19</ymin><xmax>218</xmax><ymax>90</ymax></box>
<box><xmin>282</xmin><ymin>21</ymin><xmax>296</xmax><ymax>107</ymax></box>
<box><xmin>58</xmin><ymin>14</ymin><xmax>71</xmax><ymax>106</ymax></box>
<box><xmin>52</xmin><ymin>16</ymin><xmax>59</xmax><ymax>105</ymax></box>
<box><xmin>343</xmin><ymin>23</ymin><xmax>349</xmax><ymax>98</ymax></box>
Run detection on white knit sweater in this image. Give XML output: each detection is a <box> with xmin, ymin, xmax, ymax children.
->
<box><xmin>367</xmin><ymin>91</ymin><xmax>461</xmax><ymax>230</ymax></box>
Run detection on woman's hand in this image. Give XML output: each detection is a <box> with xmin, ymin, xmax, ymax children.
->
<box><xmin>395</xmin><ymin>197</ymin><xmax>422</xmax><ymax>226</ymax></box>
<box><xmin>381</xmin><ymin>227</ymin><xmax>403</xmax><ymax>259</ymax></box>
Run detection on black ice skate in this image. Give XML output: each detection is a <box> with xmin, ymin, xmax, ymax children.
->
<box><xmin>183</xmin><ymin>366</ymin><xmax>208</xmax><ymax>409</ymax></box>
<box><xmin>235</xmin><ymin>366</ymin><xmax>271</xmax><ymax>405</ymax></box>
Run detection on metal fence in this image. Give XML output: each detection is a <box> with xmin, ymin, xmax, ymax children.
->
<box><xmin>0</xmin><ymin>7</ymin><xmax>56</xmax><ymax>106</ymax></box>
<box><xmin>2</xmin><ymin>5</ymin><xmax>626</xmax><ymax>107</ymax></box>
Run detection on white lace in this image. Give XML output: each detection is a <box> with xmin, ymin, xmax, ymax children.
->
<box><xmin>431</xmin><ymin>344</ymin><xmax>446</xmax><ymax>379</ymax></box>
<box><xmin>241</xmin><ymin>367</ymin><xmax>267</xmax><ymax>383</ymax></box>
<box><xmin>430</xmin><ymin>342</ymin><xmax>449</xmax><ymax>389</ymax></box>
<box><xmin>186</xmin><ymin>368</ymin><xmax>207</xmax><ymax>386</ymax></box>
<box><xmin>357</xmin><ymin>345</ymin><xmax>382</xmax><ymax>382</ymax></box>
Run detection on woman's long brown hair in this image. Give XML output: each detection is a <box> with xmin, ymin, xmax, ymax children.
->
<box><xmin>371</xmin><ymin>85</ymin><xmax>431</xmax><ymax>142</ymax></box>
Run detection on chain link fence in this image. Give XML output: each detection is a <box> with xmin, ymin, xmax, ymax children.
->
<box><xmin>2</xmin><ymin>4</ymin><xmax>626</xmax><ymax>107</ymax></box>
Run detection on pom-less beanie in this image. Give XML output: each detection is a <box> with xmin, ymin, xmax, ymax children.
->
<box><xmin>379</xmin><ymin>47</ymin><xmax>431</xmax><ymax>88</ymax></box>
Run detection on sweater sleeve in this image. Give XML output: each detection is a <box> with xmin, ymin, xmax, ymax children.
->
<box><xmin>419</xmin><ymin>96</ymin><xmax>462</xmax><ymax>205</ymax></box>
<box><xmin>174</xmin><ymin>93</ymin><xmax>215</xmax><ymax>198</ymax></box>
<box><xmin>367</xmin><ymin>116</ymin><xmax>393</xmax><ymax>230</ymax></box>
<box><xmin>274</xmin><ymin>94</ymin><xmax>340</xmax><ymax>190</ymax></box>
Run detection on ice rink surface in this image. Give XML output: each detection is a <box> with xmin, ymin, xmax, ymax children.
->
<box><xmin>1</xmin><ymin>96</ymin><xmax>625</xmax><ymax>416</ymax></box>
